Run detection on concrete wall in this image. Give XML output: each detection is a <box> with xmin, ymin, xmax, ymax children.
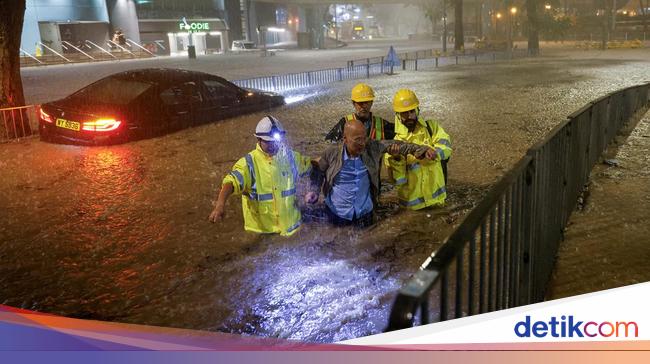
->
<box><xmin>22</xmin><ymin>0</ymin><xmax>109</xmax><ymax>53</ymax></box>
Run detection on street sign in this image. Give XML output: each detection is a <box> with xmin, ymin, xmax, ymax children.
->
<box><xmin>384</xmin><ymin>45</ymin><xmax>401</xmax><ymax>67</ymax></box>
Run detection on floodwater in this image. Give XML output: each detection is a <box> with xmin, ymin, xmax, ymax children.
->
<box><xmin>2</xmin><ymin>49</ymin><xmax>649</xmax><ymax>342</ymax></box>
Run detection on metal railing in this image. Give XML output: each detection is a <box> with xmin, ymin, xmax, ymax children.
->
<box><xmin>20</xmin><ymin>39</ymin><xmax>155</xmax><ymax>67</ymax></box>
<box><xmin>386</xmin><ymin>82</ymin><xmax>650</xmax><ymax>331</ymax></box>
<box><xmin>233</xmin><ymin>49</ymin><xmax>529</xmax><ymax>93</ymax></box>
<box><xmin>0</xmin><ymin>105</ymin><xmax>39</xmax><ymax>140</ymax></box>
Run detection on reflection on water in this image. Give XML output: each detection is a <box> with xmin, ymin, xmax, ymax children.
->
<box><xmin>223</xmin><ymin>241</ymin><xmax>400</xmax><ymax>342</ymax></box>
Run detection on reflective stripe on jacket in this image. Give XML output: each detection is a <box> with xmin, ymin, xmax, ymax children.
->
<box><xmin>222</xmin><ymin>144</ymin><xmax>311</xmax><ymax>236</ymax></box>
<box><xmin>387</xmin><ymin>118</ymin><xmax>449</xmax><ymax>210</ymax></box>
<box><xmin>346</xmin><ymin>114</ymin><xmax>384</xmax><ymax>140</ymax></box>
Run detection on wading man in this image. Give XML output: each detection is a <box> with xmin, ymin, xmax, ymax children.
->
<box><xmin>307</xmin><ymin>119</ymin><xmax>436</xmax><ymax>226</ymax></box>
<box><xmin>325</xmin><ymin>83</ymin><xmax>395</xmax><ymax>142</ymax></box>
<box><xmin>386</xmin><ymin>89</ymin><xmax>452</xmax><ymax>210</ymax></box>
<box><xmin>209</xmin><ymin>116</ymin><xmax>311</xmax><ymax>236</ymax></box>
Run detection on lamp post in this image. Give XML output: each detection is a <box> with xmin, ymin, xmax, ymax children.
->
<box><xmin>508</xmin><ymin>6</ymin><xmax>517</xmax><ymax>52</ymax></box>
<box><xmin>443</xmin><ymin>0</ymin><xmax>448</xmax><ymax>52</ymax></box>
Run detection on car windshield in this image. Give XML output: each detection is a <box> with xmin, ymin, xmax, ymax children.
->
<box><xmin>68</xmin><ymin>77</ymin><xmax>153</xmax><ymax>105</ymax></box>
<box><xmin>243</xmin><ymin>42</ymin><xmax>255</xmax><ymax>49</ymax></box>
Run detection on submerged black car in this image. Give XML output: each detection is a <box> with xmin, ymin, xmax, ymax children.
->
<box><xmin>39</xmin><ymin>68</ymin><xmax>284</xmax><ymax>145</ymax></box>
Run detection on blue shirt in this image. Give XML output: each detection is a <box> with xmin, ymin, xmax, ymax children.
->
<box><xmin>325</xmin><ymin>147</ymin><xmax>374</xmax><ymax>221</ymax></box>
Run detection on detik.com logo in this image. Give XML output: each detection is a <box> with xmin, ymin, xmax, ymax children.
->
<box><xmin>514</xmin><ymin>315</ymin><xmax>638</xmax><ymax>338</ymax></box>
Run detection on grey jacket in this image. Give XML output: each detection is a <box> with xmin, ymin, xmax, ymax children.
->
<box><xmin>310</xmin><ymin>140</ymin><xmax>429</xmax><ymax>204</ymax></box>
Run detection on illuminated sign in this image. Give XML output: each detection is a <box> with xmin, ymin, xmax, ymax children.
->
<box><xmin>354</xmin><ymin>26</ymin><xmax>364</xmax><ymax>31</ymax></box>
<box><xmin>179</xmin><ymin>22</ymin><xmax>210</xmax><ymax>32</ymax></box>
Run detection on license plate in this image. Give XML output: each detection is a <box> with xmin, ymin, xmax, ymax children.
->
<box><xmin>55</xmin><ymin>118</ymin><xmax>80</xmax><ymax>131</ymax></box>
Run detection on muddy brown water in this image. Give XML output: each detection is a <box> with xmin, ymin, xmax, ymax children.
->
<box><xmin>1</xmin><ymin>49</ymin><xmax>649</xmax><ymax>342</ymax></box>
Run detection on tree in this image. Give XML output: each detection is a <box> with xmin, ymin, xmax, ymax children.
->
<box><xmin>1</xmin><ymin>0</ymin><xmax>27</xmax><ymax>108</ymax></box>
<box><xmin>526</xmin><ymin>0</ymin><xmax>540</xmax><ymax>55</ymax></box>
<box><xmin>0</xmin><ymin>0</ymin><xmax>30</xmax><ymax>137</ymax></box>
<box><xmin>640</xmin><ymin>0</ymin><xmax>648</xmax><ymax>35</ymax></box>
<box><xmin>454</xmin><ymin>0</ymin><xmax>464</xmax><ymax>50</ymax></box>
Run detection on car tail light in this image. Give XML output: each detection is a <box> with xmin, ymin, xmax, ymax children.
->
<box><xmin>40</xmin><ymin>108</ymin><xmax>54</xmax><ymax>123</ymax></box>
<box><xmin>82</xmin><ymin>118</ymin><xmax>122</xmax><ymax>132</ymax></box>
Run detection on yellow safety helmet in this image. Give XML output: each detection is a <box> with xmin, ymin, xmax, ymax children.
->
<box><xmin>393</xmin><ymin>89</ymin><xmax>419</xmax><ymax>113</ymax></box>
<box><xmin>351</xmin><ymin>83</ymin><xmax>375</xmax><ymax>102</ymax></box>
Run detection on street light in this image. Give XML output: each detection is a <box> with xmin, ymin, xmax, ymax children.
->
<box><xmin>510</xmin><ymin>7</ymin><xmax>517</xmax><ymax>15</ymax></box>
<box><xmin>545</xmin><ymin>4</ymin><xmax>552</xmax><ymax>10</ymax></box>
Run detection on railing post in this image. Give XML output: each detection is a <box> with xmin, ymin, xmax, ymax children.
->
<box><xmin>455</xmin><ymin>55</ymin><xmax>459</xmax><ymax>65</ymax></box>
<box><xmin>272</xmin><ymin>75</ymin><xmax>278</xmax><ymax>91</ymax></box>
<box><xmin>402</xmin><ymin>59</ymin><xmax>406</xmax><ymax>70</ymax></box>
<box><xmin>415</xmin><ymin>59</ymin><xmax>418</xmax><ymax>71</ymax></box>
<box><xmin>519</xmin><ymin>160</ymin><xmax>536</xmax><ymax>304</ymax></box>
<box><xmin>381</xmin><ymin>56</ymin><xmax>384</xmax><ymax>74</ymax></box>
<box><xmin>337</xmin><ymin>68</ymin><xmax>343</xmax><ymax>81</ymax></box>
<box><xmin>420</xmin><ymin>300</ymin><xmax>429</xmax><ymax>325</ymax></box>
<box><xmin>366</xmin><ymin>58</ymin><xmax>370</xmax><ymax>78</ymax></box>
<box><xmin>307</xmin><ymin>71</ymin><xmax>312</xmax><ymax>86</ymax></box>
<box><xmin>435</xmin><ymin>57</ymin><xmax>438</xmax><ymax>68</ymax></box>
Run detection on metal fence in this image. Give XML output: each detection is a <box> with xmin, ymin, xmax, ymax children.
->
<box><xmin>233</xmin><ymin>49</ymin><xmax>529</xmax><ymax>93</ymax></box>
<box><xmin>3</xmin><ymin>48</ymin><xmax>529</xmax><ymax>141</ymax></box>
<box><xmin>0</xmin><ymin>105</ymin><xmax>39</xmax><ymax>140</ymax></box>
<box><xmin>386</xmin><ymin>82</ymin><xmax>650</xmax><ymax>331</ymax></box>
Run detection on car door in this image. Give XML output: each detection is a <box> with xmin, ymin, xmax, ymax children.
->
<box><xmin>200</xmin><ymin>77</ymin><xmax>243</xmax><ymax>123</ymax></box>
<box><xmin>159</xmin><ymin>81</ymin><xmax>203</xmax><ymax>130</ymax></box>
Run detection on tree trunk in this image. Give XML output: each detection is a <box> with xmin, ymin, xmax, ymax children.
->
<box><xmin>526</xmin><ymin>0</ymin><xmax>540</xmax><ymax>55</ymax></box>
<box><xmin>640</xmin><ymin>0</ymin><xmax>648</xmax><ymax>35</ymax></box>
<box><xmin>0</xmin><ymin>0</ymin><xmax>29</xmax><ymax>137</ymax></box>
<box><xmin>454</xmin><ymin>0</ymin><xmax>464</xmax><ymax>51</ymax></box>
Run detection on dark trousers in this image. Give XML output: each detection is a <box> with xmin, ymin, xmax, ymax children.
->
<box><xmin>441</xmin><ymin>158</ymin><xmax>449</xmax><ymax>185</ymax></box>
<box><xmin>326</xmin><ymin>206</ymin><xmax>374</xmax><ymax>228</ymax></box>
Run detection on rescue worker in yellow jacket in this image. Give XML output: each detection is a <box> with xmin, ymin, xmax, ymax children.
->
<box><xmin>209</xmin><ymin>116</ymin><xmax>311</xmax><ymax>236</ymax></box>
<box><xmin>325</xmin><ymin>83</ymin><xmax>395</xmax><ymax>142</ymax></box>
<box><xmin>386</xmin><ymin>89</ymin><xmax>452</xmax><ymax>210</ymax></box>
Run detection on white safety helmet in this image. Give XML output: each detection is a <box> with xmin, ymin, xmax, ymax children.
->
<box><xmin>254</xmin><ymin>115</ymin><xmax>286</xmax><ymax>142</ymax></box>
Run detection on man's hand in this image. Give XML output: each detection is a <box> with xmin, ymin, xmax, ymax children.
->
<box><xmin>424</xmin><ymin>147</ymin><xmax>438</xmax><ymax>160</ymax></box>
<box><xmin>208</xmin><ymin>203</ymin><xmax>226</xmax><ymax>223</ymax></box>
<box><xmin>387</xmin><ymin>143</ymin><xmax>401</xmax><ymax>156</ymax></box>
<box><xmin>304</xmin><ymin>191</ymin><xmax>319</xmax><ymax>204</ymax></box>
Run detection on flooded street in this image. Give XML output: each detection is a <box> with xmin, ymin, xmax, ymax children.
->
<box><xmin>2</xmin><ymin>49</ymin><xmax>649</xmax><ymax>342</ymax></box>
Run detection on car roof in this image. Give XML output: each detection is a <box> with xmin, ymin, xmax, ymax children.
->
<box><xmin>110</xmin><ymin>68</ymin><xmax>223</xmax><ymax>86</ymax></box>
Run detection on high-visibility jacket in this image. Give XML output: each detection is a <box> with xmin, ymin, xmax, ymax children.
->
<box><xmin>346</xmin><ymin>114</ymin><xmax>384</xmax><ymax>140</ymax></box>
<box><xmin>222</xmin><ymin>144</ymin><xmax>311</xmax><ymax>236</ymax></box>
<box><xmin>386</xmin><ymin>117</ymin><xmax>452</xmax><ymax>210</ymax></box>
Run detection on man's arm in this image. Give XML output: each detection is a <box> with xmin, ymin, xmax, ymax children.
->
<box><xmin>209</xmin><ymin>183</ymin><xmax>234</xmax><ymax>222</ymax></box>
<box><xmin>324</xmin><ymin>118</ymin><xmax>346</xmax><ymax>142</ymax></box>
<box><xmin>375</xmin><ymin>139</ymin><xmax>432</xmax><ymax>159</ymax></box>
<box><xmin>305</xmin><ymin>149</ymin><xmax>332</xmax><ymax>203</ymax></box>
<box><xmin>382</xmin><ymin>117</ymin><xmax>396</xmax><ymax>140</ymax></box>
<box><xmin>208</xmin><ymin>157</ymin><xmax>250</xmax><ymax>222</ymax></box>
